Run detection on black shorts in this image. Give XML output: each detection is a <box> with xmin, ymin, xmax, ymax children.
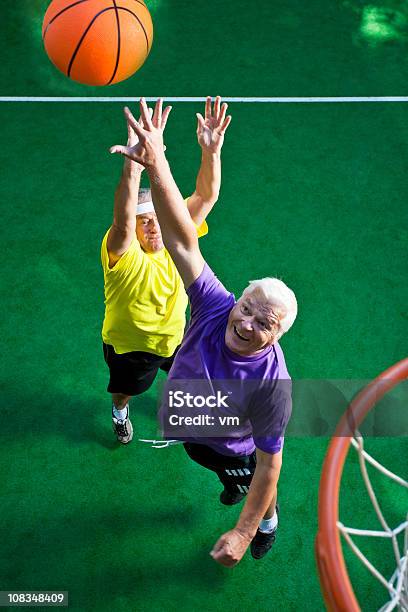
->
<box><xmin>103</xmin><ymin>342</ymin><xmax>178</xmax><ymax>396</ymax></box>
<box><xmin>183</xmin><ymin>442</ymin><xmax>257</xmax><ymax>496</ymax></box>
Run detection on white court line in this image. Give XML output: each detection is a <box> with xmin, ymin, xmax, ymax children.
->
<box><xmin>0</xmin><ymin>96</ymin><xmax>408</xmax><ymax>103</ymax></box>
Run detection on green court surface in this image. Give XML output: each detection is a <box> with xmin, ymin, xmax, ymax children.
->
<box><xmin>1</xmin><ymin>1</ymin><xmax>407</xmax><ymax>611</ymax></box>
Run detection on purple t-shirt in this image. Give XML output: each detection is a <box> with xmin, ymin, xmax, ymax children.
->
<box><xmin>160</xmin><ymin>264</ymin><xmax>292</xmax><ymax>456</ymax></box>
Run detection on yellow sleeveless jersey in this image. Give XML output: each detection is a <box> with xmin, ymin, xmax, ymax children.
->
<box><xmin>101</xmin><ymin>220</ymin><xmax>207</xmax><ymax>357</ymax></box>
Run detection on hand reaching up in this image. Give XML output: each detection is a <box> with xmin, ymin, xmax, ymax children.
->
<box><xmin>110</xmin><ymin>98</ymin><xmax>172</xmax><ymax>169</ymax></box>
<box><xmin>196</xmin><ymin>96</ymin><xmax>232</xmax><ymax>154</ymax></box>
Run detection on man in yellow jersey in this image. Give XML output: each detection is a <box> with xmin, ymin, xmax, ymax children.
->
<box><xmin>102</xmin><ymin>97</ymin><xmax>232</xmax><ymax>443</ymax></box>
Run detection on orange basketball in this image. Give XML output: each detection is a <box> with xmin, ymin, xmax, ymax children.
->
<box><xmin>42</xmin><ymin>0</ymin><xmax>153</xmax><ymax>86</ymax></box>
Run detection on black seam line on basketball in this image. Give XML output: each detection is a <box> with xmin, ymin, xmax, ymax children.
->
<box><xmin>116</xmin><ymin>7</ymin><xmax>150</xmax><ymax>54</ymax></box>
<box><xmin>127</xmin><ymin>0</ymin><xmax>150</xmax><ymax>10</ymax></box>
<box><xmin>107</xmin><ymin>0</ymin><xmax>121</xmax><ymax>85</ymax></box>
<box><xmin>67</xmin><ymin>7</ymin><xmax>114</xmax><ymax>78</ymax></box>
<box><xmin>42</xmin><ymin>0</ymin><xmax>93</xmax><ymax>39</ymax></box>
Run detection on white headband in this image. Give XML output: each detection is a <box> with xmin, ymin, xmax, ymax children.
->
<box><xmin>136</xmin><ymin>200</ymin><xmax>155</xmax><ymax>215</ymax></box>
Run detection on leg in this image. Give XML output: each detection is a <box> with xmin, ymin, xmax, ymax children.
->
<box><xmin>112</xmin><ymin>393</ymin><xmax>132</xmax><ymax>409</ymax></box>
<box><xmin>183</xmin><ymin>443</ymin><xmax>254</xmax><ymax>504</ymax></box>
<box><xmin>103</xmin><ymin>343</ymin><xmax>163</xmax><ymax>444</ymax></box>
<box><xmin>216</xmin><ymin>448</ymin><xmax>257</xmax><ymax>504</ymax></box>
<box><xmin>110</xmin><ymin>393</ymin><xmax>133</xmax><ymax>443</ymax></box>
<box><xmin>251</xmin><ymin>488</ymin><xmax>279</xmax><ymax>560</ymax></box>
<box><xmin>262</xmin><ymin>487</ymin><xmax>277</xmax><ymax>519</ymax></box>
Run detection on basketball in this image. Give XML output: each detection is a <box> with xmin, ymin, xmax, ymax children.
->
<box><xmin>42</xmin><ymin>0</ymin><xmax>153</xmax><ymax>86</ymax></box>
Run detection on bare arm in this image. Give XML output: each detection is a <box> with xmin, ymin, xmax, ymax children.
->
<box><xmin>187</xmin><ymin>96</ymin><xmax>231</xmax><ymax>227</ymax></box>
<box><xmin>110</xmin><ymin>99</ymin><xmax>205</xmax><ymax>288</ymax></box>
<box><xmin>146</xmin><ymin>151</ymin><xmax>206</xmax><ymax>288</ymax></box>
<box><xmin>211</xmin><ymin>449</ymin><xmax>282</xmax><ymax>567</ymax></box>
<box><xmin>106</xmin><ymin>122</ymin><xmax>143</xmax><ymax>268</ymax></box>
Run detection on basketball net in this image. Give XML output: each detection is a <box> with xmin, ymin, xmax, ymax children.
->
<box><xmin>316</xmin><ymin>358</ymin><xmax>408</xmax><ymax>612</ymax></box>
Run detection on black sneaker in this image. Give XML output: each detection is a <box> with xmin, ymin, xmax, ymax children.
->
<box><xmin>250</xmin><ymin>504</ymin><xmax>279</xmax><ymax>559</ymax></box>
<box><xmin>112</xmin><ymin>411</ymin><xmax>133</xmax><ymax>444</ymax></box>
<box><xmin>220</xmin><ymin>488</ymin><xmax>246</xmax><ymax>506</ymax></box>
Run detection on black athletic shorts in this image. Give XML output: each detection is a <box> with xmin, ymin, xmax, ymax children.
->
<box><xmin>183</xmin><ymin>442</ymin><xmax>257</xmax><ymax>496</ymax></box>
<box><xmin>103</xmin><ymin>342</ymin><xmax>179</xmax><ymax>396</ymax></box>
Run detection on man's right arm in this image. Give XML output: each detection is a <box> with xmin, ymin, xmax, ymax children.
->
<box><xmin>147</xmin><ymin>155</ymin><xmax>206</xmax><ymax>288</ymax></box>
<box><xmin>110</xmin><ymin>99</ymin><xmax>206</xmax><ymax>289</ymax></box>
<box><xmin>106</xmin><ymin>123</ymin><xmax>143</xmax><ymax>268</ymax></box>
<box><xmin>106</xmin><ymin>162</ymin><xmax>142</xmax><ymax>268</ymax></box>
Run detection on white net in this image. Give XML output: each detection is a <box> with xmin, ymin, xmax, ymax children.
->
<box><xmin>337</xmin><ymin>433</ymin><xmax>408</xmax><ymax>611</ymax></box>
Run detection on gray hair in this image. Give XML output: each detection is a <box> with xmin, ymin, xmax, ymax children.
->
<box><xmin>138</xmin><ymin>187</ymin><xmax>152</xmax><ymax>204</ymax></box>
<box><xmin>242</xmin><ymin>278</ymin><xmax>298</xmax><ymax>339</ymax></box>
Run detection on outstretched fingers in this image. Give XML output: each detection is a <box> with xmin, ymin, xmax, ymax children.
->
<box><xmin>127</xmin><ymin>120</ymin><xmax>133</xmax><ymax>144</ymax></box>
<box><xmin>220</xmin><ymin>114</ymin><xmax>232</xmax><ymax>134</ymax></box>
<box><xmin>138</xmin><ymin>106</ymin><xmax>153</xmax><ymax>129</ymax></box>
<box><xmin>109</xmin><ymin>144</ymin><xmax>132</xmax><ymax>156</ymax></box>
<box><xmin>205</xmin><ymin>95</ymin><xmax>212</xmax><ymax>120</ymax></box>
<box><xmin>196</xmin><ymin>112</ymin><xmax>205</xmax><ymax>132</ymax></box>
<box><xmin>123</xmin><ymin>106</ymin><xmax>145</xmax><ymax>140</ymax></box>
<box><xmin>139</xmin><ymin>97</ymin><xmax>154</xmax><ymax>130</ymax></box>
<box><xmin>138</xmin><ymin>97</ymin><xmax>171</xmax><ymax>131</ymax></box>
<box><xmin>152</xmin><ymin>97</ymin><xmax>163</xmax><ymax>127</ymax></box>
<box><xmin>128</xmin><ymin>116</ymin><xmax>142</xmax><ymax>146</ymax></box>
<box><xmin>213</xmin><ymin>95</ymin><xmax>221</xmax><ymax>120</ymax></box>
<box><xmin>161</xmin><ymin>104</ymin><xmax>172</xmax><ymax>130</ymax></box>
<box><xmin>217</xmin><ymin>102</ymin><xmax>228</xmax><ymax>127</ymax></box>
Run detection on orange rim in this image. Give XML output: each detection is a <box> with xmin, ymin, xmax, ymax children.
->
<box><xmin>315</xmin><ymin>358</ymin><xmax>408</xmax><ymax>612</ymax></box>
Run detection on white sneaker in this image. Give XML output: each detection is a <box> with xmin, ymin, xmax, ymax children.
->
<box><xmin>112</xmin><ymin>412</ymin><xmax>134</xmax><ymax>444</ymax></box>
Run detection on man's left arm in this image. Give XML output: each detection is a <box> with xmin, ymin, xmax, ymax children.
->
<box><xmin>187</xmin><ymin>96</ymin><xmax>231</xmax><ymax>228</ymax></box>
<box><xmin>211</xmin><ymin>449</ymin><xmax>282</xmax><ymax>567</ymax></box>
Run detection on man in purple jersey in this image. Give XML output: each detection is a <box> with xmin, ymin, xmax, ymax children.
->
<box><xmin>110</xmin><ymin>98</ymin><xmax>298</xmax><ymax>567</ymax></box>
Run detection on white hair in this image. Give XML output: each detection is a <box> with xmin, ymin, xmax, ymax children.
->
<box><xmin>242</xmin><ymin>277</ymin><xmax>297</xmax><ymax>339</ymax></box>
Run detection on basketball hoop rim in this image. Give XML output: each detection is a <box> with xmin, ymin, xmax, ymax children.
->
<box><xmin>315</xmin><ymin>357</ymin><xmax>408</xmax><ymax>612</ymax></box>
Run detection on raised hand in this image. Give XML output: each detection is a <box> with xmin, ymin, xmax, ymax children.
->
<box><xmin>196</xmin><ymin>96</ymin><xmax>232</xmax><ymax>154</ymax></box>
<box><xmin>125</xmin><ymin>107</ymin><xmax>159</xmax><ymax>173</ymax></box>
<box><xmin>110</xmin><ymin>98</ymin><xmax>172</xmax><ymax>168</ymax></box>
<box><xmin>125</xmin><ymin>113</ymin><xmax>143</xmax><ymax>172</ymax></box>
